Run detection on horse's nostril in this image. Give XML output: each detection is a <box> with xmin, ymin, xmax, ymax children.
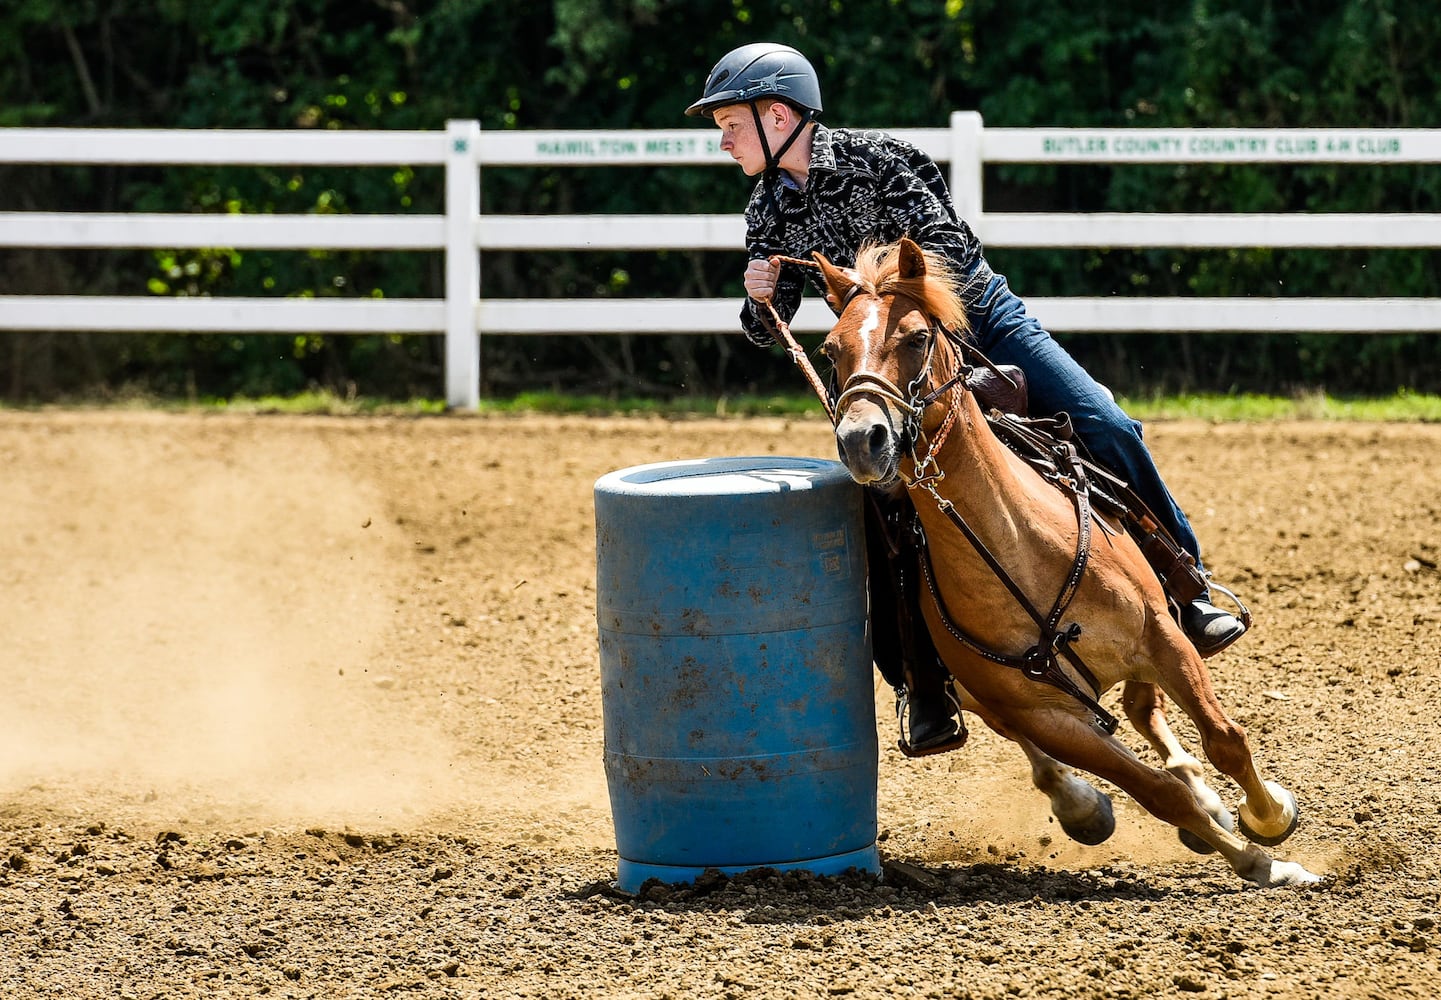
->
<box><xmin>868</xmin><ymin>424</ymin><xmax>888</xmax><ymax>456</ymax></box>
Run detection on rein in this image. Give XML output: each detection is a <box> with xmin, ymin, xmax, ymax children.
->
<box><xmin>756</xmin><ymin>255</ymin><xmax>838</xmax><ymax>425</ymax></box>
<box><xmin>758</xmin><ymin>257</ymin><xmax>1116</xmax><ymax>733</ymax></box>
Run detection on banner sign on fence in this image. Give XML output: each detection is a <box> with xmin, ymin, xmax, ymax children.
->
<box><xmin>1003</xmin><ymin>129</ymin><xmax>1439</xmax><ymax>163</ymax></box>
<box><xmin>481</xmin><ymin>130</ymin><xmax>728</xmax><ymax>165</ymax></box>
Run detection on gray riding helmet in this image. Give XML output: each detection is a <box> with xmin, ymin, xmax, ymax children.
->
<box><xmin>684</xmin><ymin>42</ymin><xmax>823</xmax><ymax>117</ymax></box>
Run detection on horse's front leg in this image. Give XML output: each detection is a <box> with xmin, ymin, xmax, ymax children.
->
<box><xmin>1122</xmin><ymin>680</ymin><xmax>1234</xmax><ymax>854</ymax></box>
<box><xmin>1016</xmin><ymin>734</ymin><xmax>1117</xmax><ymax>846</ymax></box>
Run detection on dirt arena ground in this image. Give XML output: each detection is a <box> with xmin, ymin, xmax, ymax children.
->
<box><xmin>2</xmin><ymin>410</ymin><xmax>1440</xmax><ymax>999</ymax></box>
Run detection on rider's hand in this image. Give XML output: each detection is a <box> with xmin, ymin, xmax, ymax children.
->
<box><xmin>744</xmin><ymin>257</ymin><xmax>781</xmax><ymax>303</ymax></box>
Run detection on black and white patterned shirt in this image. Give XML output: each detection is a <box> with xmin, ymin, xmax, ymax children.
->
<box><xmin>740</xmin><ymin>124</ymin><xmax>987</xmax><ymax>346</ymax></box>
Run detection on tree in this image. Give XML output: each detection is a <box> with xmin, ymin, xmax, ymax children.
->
<box><xmin>2</xmin><ymin>0</ymin><xmax>1438</xmax><ymax>399</ymax></box>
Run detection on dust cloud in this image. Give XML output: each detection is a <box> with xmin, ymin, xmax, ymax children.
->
<box><xmin>0</xmin><ymin>415</ymin><xmax>466</xmax><ymax>830</ymax></box>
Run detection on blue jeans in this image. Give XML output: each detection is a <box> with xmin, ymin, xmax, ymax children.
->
<box><xmin>967</xmin><ymin>270</ymin><xmax>1205</xmax><ymax>570</ymax></box>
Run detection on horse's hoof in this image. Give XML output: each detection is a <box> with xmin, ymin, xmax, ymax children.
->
<box><xmin>1264</xmin><ymin>860</ymin><xmax>1322</xmax><ymax>887</ymax></box>
<box><xmin>1059</xmin><ymin>791</ymin><xmax>1115</xmax><ymax>846</ymax></box>
<box><xmin>1238</xmin><ymin>782</ymin><xmax>1300</xmax><ymax>846</ymax></box>
<box><xmin>1177</xmin><ymin>807</ymin><xmax>1234</xmax><ymax>855</ymax></box>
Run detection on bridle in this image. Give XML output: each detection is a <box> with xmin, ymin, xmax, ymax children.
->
<box><xmin>761</xmin><ymin>260</ymin><xmax>989</xmax><ymax>492</ymax></box>
<box><xmin>760</xmin><ymin>254</ymin><xmax>970</xmax><ymax>463</ymax></box>
<box><xmin>831</xmin><ymin>316</ymin><xmax>957</xmax><ymax>480</ymax></box>
<box><xmin>758</xmin><ymin>259</ymin><xmax>1118</xmax><ymax>734</ymax></box>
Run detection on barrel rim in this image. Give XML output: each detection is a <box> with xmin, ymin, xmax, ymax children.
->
<box><xmin>594</xmin><ymin>455</ymin><xmax>854</xmax><ymax>497</ymax></box>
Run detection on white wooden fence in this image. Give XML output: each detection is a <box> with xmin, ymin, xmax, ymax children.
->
<box><xmin>3</xmin><ymin>114</ymin><xmax>1440</xmax><ymax>408</ymax></box>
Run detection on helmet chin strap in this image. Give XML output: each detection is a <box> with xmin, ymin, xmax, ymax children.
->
<box><xmin>749</xmin><ymin>100</ymin><xmax>815</xmax><ymax>216</ymax></box>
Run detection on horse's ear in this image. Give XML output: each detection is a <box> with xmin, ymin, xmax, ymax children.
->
<box><xmin>813</xmin><ymin>251</ymin><xmax>861</xmax><ymax>310</ymax></box>
<box><xmin>897</xmin><ymin>237</ymin><xmax>927</xmax><ymax>280</ymax></box>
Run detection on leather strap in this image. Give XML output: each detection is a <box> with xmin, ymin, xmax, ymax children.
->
<box><xmin>912</xmin><ymin>467</ymin><xmax>1118</xmax><ymax>735</ymax></box>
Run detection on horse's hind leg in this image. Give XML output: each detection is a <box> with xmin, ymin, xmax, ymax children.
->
<box><xmin>1013</xmin><ymin>706</ymin><xmax>1318</xmax><ymax>886</ymax></box>
<box><xmin>970</xmin><ymin>699</ymin><xmax>1115</xmax><ymax>846</ymax></box>
<box><xmin>1122</xmin><ymin>681</ymin><xmax>1234</xmax><ymax>854</ymax></box>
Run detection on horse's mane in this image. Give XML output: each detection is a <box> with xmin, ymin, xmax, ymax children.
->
<box><xmin>850</xmin><ymin>241</ymin><xmax>969</xmax><ymax>334</ymax></box>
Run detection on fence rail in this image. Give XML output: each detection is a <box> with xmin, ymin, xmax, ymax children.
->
<box><xmin>2</xmin><ymin>115</ymin><xmax>1438</xmax><ymax>407</ymax></box>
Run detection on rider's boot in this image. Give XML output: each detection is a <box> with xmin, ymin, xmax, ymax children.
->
<box><xmin>1180</xmin><ymin>595</ymin><xmax>1247</xmax><ymax>657</ymax></box>
<box><xmin>865</xmin><ymin>489</ymin><xmax>967</xmax><ymax>757</ymax></box>
<box><xmin>897</xmin><ymin>669</ymin><xmax>967</xmax><ymax>757</ymax></box>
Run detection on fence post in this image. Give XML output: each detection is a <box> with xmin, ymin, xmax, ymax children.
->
<box><xmin>948</xmin><ymin>111</ymin><xmax>984</xmax><ymax>228</ymax></box>
<box><xmin>445</xmin><ymin>119</ymin><xmax>482</xmax><ymax>409</ymax></box>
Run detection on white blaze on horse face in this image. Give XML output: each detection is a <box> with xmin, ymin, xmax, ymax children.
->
<box><xmin>857</xmin><ymin>301</ymin><xmax>881</xmax><ymax>364</ymax></box>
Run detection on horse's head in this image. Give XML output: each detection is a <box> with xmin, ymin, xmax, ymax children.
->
<box><xmin>816</xmin><ymin>237</ymin><xmax>969</xmax><ymax>487</ymax></box>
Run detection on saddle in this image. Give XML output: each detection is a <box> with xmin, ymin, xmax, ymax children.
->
<box><xmin>965</xmin><ymin>363</ymin><xmax>1029</xmax><ymax>418</ymax></box>
<box><xmin>966</xmin><ymin>364</ymin><xmax>1213</xmax><ymax>611</ymax></box>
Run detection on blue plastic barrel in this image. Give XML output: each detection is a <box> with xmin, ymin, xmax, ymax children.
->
<box><xmin>595</xmin><ymin>456</ymin><xmax>879</xmax><ymax>892</ymax></box>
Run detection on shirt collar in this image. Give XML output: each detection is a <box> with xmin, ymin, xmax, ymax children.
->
<box><xmin>808</xmin><ymin>124</ymin><xmax>837</xmax><ymax>174</ymax></box>
<box><xmin>777</xmin><ymin>124</ymin><xmax>834</xmax><ymax>191</ymax></box>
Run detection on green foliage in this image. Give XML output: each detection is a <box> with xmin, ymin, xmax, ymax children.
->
<box><xmin>1</xmin><ymin>0</ymin><xmax>1440</xmax><ymax>401</ymax></box>
<box><xmin>1116</xmin><ymin>388</ymin><xmax>1441</xmax><ymax>423</ymax></box>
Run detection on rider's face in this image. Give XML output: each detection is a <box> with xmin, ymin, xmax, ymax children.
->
<box><xmin>714</xmin><ymin>104</ymin><xmax>776</xmax><ymax>176</ymax></box>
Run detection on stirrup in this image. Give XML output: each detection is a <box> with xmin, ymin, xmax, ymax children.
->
<box><xmin>1206</xmin><ymin>578</ymin><xmax>1253</xmax><ymax>632</ymax></box>
<box><xmin>1171</xmin><ymin>576</ymin><xmax>1253</xmax><ymax>659</ymax></box>
<box><xmin>895</xmin><ymin>682</ymin><xmax>969</xmax><ymax>758</ymax></box>
<box><xmin>899</xmin><ymin>729</ymin><xmax>969</xmax><ymax>758</ymax></box>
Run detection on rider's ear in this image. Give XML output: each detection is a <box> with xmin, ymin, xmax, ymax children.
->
<box><xmin>897</xmin><ymin>237</ymin><xmax>927</xmax><ymax>280</ymax></box>
<box><xmin>814</xmin><ymin>252</ymin><xmax>860</xmax><ymax>309</ymax></box>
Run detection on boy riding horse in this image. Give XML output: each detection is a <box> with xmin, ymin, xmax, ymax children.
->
<box><xmin>686</xmin><ymin>42</ymin><xmax>1247</xmax><ymax>755</ymax></box>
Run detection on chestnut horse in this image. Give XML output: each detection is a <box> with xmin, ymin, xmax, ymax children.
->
<box><xmin>810</xmin><ymin>237</ymin><xmax>1316</xmax><ymax>887</ymax></box>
